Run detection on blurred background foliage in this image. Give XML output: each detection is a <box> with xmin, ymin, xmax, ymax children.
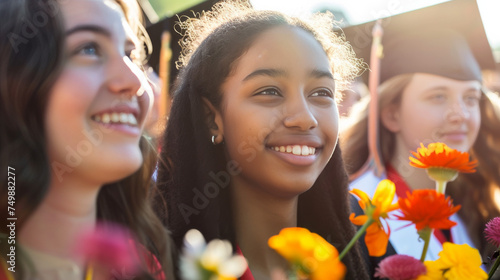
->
<box><xmin>148</xmin><ymin>0</ymin><xmax>205</xmax><ymax>19</ymax></box>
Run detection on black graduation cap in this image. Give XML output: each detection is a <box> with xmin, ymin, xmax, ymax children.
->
<box><xmin>341</xmin><ymin>0</ymin><xmax>496</xmax><ymax>85</ymax></box>
<box><xmin>146</xmin><ymin>0</ymin><xmax>220</xmax><ymax>87</ymax></box>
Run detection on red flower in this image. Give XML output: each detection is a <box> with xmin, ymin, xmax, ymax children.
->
<box><xmin>395</xmin><ymin>189</ymin><xmax>460</xmax><ymax>231</ymax></box>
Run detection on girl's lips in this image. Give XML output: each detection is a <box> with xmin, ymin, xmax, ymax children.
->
<box><xmin>269</xmin><ymin>144</ymin><xmax>317</xmax><ymax>156</ymax></box>
<box><xmin>442</xmin><ymin>132</ymin><xmax>467</xmax><ymax>142</ymax></box>
<box><xmin>91</xmin><ymin>104</ymin><xmax>141</xmax><ymax>124</ymax></box>
<box><xmin>269</xmin><ymin>147</ymin><xmax>319</xmax><ymax>166</ymax></box>
<box><xmin>92</xmin><ymin>121</ymin><xmax>141</xmax><ymax>137</ymax></box>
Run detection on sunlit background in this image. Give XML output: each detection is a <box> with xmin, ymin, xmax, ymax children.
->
<box><xmin>145</xmin><ymin>0</ymin><xmax>500</xmax><ymax>61</ymax></box>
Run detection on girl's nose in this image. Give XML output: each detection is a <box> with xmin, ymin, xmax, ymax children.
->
<box><xmin>283</xmin><ymin>96</ymin><xmax>318</xmax><ymax>131</ymax></box>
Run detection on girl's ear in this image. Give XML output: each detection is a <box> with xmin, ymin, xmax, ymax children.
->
<box><xmin>202</xmin><ymin>97</ymin><xmax>224</xmax><ymax>144</ymax></box>
<box><xmin>380</xmin><ymin>104</ymin><xmax>401</xmax><ymax>133</ymax></box>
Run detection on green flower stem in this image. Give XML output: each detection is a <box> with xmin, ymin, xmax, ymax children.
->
<box><xmin>435</xmin><ymin>180</ymin><xmax>448</xmax><ymax>194</ymax></box>
<box><xmin>339</xmin><ymin>217</ymin><xmax>374</xmax><ymax>261</ymax></box>
<box><xmin>488</xmin><ymin>246</ymin><xmax>500</xmax><ymax>280</ymax></box>
<box><xmin>288</xmin><ymin>268</ymin><xmax>299</xmax><ymax>280</ymax></box>
<box><xmin>419</xmin><ymin>228</ymin><xmax>432</xmax><ymax>262</ymax></box>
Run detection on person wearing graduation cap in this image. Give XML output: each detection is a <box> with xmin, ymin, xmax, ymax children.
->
<box><xmin>340</xmin><ymin>0</ymin><xmax>500</xmax><ymax>273</ymax></box>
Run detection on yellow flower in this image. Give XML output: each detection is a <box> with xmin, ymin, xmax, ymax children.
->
<box><xmin>416</xmin><ymin>243</ymin><xmax>487</xmax><ymax>280</ymax></box>
<box><xmin>268</xmin><ymin>227</ymin><xmax>346</xmax><ymax>280</ymax></box>
<box><xmin>416</xmin><ymin>260</ymin><xmax>447</xmax><ymax>280</ymax></box>
<box><xmin>350</xmin><ymin>179</ymin><xmax>399</xmax><ymax>256</ymax></box>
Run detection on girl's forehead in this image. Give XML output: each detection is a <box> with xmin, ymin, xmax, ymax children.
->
<box><xmin>411</xmin><ymin>74</ymin><xmax>481</xmax><ymax>87</ymax></box>
<box><xmin>235</xmin><ymin>25</ymin><xmax>330</xmax><ymax>71</ymax></box>
<box><xmin>401</xmin><ymin>74</ymin><xmax>482</xmax><ymax>98</ymax></box>
<box><xmin>60</xmin><ymin>0</ymin><xmax>138</xmax><ymax>46</ymax></box>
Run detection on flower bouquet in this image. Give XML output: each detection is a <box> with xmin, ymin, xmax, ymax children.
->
<box><xmin>179</xmin><ymin>142</ymin><xmax>500</xmax><ymax>280</ymax></box>
<box><xmin>268</xmin><ymin>142</ymin><xmax>497</xmax><ymax>280</ymax></box>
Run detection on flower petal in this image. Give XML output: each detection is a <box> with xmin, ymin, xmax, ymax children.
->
<box><xmin>349</xmin><ymin>213</ymin><xmax>368</xmax><ymax>226</ymax></box>
<box><xmin>365</xmin><ymin>223</ymin><xmax>389</xmax><ymax>257</ymax></box>
<box><xmin>350</xmin><ymin>188</ymin><xmax>371</xmax><ymax>205</ymax></box>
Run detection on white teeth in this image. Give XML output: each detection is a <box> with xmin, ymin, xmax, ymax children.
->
<box><xmin>292</xmin><ymin>145</ymin><xmax>301</xmax><ymax>155</ymax></box>
<box><xmin>128</xmin><ymin>114</ymin><xmax>137</xmax><ymax>125</ymax></box>
<box><xmin>111</xmin><ymin>112</ymin><xmax>120</xmax><ymax>123</ymax></box>
<box><xmin>120</xmin><ymin>113</ymin><xmax>128</xmax><ymax>123</ymax></box>
<box><xmin>93</xmin><ymin>112</ymin><xmax>138</xmax><ymax>126</ymax></box>
<box><xmin>271</xmin><ymin>145</ymin><xmax>317</xmax><ymax>156</ymax></box>
<box><xmin>102</xmin><ymin>114</ymin><xmax>111</xmax><ymax>124</ymax></box>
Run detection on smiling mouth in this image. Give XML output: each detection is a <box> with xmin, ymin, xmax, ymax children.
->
<box><xmin>269</xmin><ymin>145</ymin><xmax>317</xmax><ymax>156</ymax></box>
<box><xmin>91</xmin><ymin>112</ymin><xmax>138</xmax><ymax>126</ymax></box>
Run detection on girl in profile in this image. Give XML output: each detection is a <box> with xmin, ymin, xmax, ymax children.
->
<box><xmin>155</xmin><ymin>1</ymin><xmax>370</xmax><ymax>279</ymax></box>
<box><xmin>0</xmin><ymin>0</ymin><xmax>173</xmax><ymax>279</ymax></box>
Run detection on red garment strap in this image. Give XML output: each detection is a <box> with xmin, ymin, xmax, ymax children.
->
<box><xmin>386</xmin><ymin>164</ymin><xmax>452</xmax><ymax>245</ymax></box>
<box><xmin>236</xmin><ymin>246</ymin><xmax>255</xmax><ymax>280</ymax></box>
<box><xmin>386</xmin><ymin>164</ymin><xmax>411</xmax><ymax>199</ymax></box>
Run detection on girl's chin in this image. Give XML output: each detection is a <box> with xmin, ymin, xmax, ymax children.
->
<box><xmin>98</xmin><ymin>154</ymin><xmax>144</xmax><ymax>179</ymax></box>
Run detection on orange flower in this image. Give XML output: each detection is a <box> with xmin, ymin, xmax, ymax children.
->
<box><xmin>350</xmin><ymin>180</ymin><xmax>399</xmax><ymax>257</ymax></box>
<box><xmin>396</xmin><ymin>189</ymin><xmax>461</xmax><ymax>231</ymax></box>
<box><xmin>409</xmin><ymin>142</ymin><xmax>477</xmax><ymax>173</ymax></box>
<box><xmin>268</xmin><ymin>227</ymin><xmax>345</xmax><ymax>280</ymax></box>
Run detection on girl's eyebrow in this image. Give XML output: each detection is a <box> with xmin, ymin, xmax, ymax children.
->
<box><xmin>66</xmin><ymin>24</ymin><xmax>138</xmax><ymax>50</ymax></box>
<box><xmin>310</xmin><ymin>69</ymin><xmax>334</xmax><ymax>80</ymax></box>
<box><xmin>243</xmin><ymin>68</ymin><xmax>287</xmax><ymax>81</ymax></box>
<box><xmin>425</xmin><ymin>86</ymin><xmax>448</xmax><ymax>92</ymax></box>
<box><xmin>65</xmin><ymin>24</ymin><xmax>112</xmax><ymax>37</ymax></box>
<box><xmin>424</xmin><ymin>85</ymin><xmax>481</xmax><ymax>93</ymax></box>
<box><xmin>243</xmin><ymin>68</ymin><xmax>333</xmax><ymax>81</ymax></box>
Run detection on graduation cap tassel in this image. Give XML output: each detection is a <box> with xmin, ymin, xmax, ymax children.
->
<box><xmin>159</xmin><ymin>31</ymin><xmax>172</xmax><ymax>123</ymax></box>
<box><xmin>348</xmin><ymin>19</ymin><xmax>385</xmax><ymax>182</ymax></box>
<box><xmin>368</xmin><ymin>19</ymin><xmax>385</xmax><ymax>177</ymax></box>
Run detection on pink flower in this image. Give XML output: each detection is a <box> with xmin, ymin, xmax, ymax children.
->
<box><xmin>375</xmin><ymin>255</ymin><xmax>427</xmax><ymax>280</ymax></box>
<box><xmin>485</xmin><ymin>217</ymin><xmax>500</xmax><ymax>248</ymax></box>
<box><xmin>74</xmin><ymin>222</ymin><xmax>140</xmax><ymax>276</ymax></box>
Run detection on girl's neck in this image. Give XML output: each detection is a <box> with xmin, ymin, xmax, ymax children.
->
<box><xmin>19</xmin><ymin>176</ymin><xmax>100</xmax><ymax>265</ymax></box>
<box><xmin>390</xmin><ymin>138</ymin><xmax>435</xmax><ymax>190</ymax></box>
<box><xmin>232</xmin><ymin>179</ymin><xmax>297</xmax><ymax>280</ymax></box>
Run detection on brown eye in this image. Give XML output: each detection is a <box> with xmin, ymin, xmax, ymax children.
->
<box><xmin>310</xmin><ymin>88</ymin><xmax>333</xmax><ymax>97</ymax></box>
<box><xmin>256</xmin><ymin>88</ymin><xmax>281</xmax><ymax>96</ymax></box>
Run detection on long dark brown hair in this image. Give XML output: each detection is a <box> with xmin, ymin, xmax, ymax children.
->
<box><xmin>0</xmin><ymin>0</ymin><xmax>173</xmax><ymax>279</ymax></box>
<box><xmin>341</xmin><ymin>73</ymin><xmax>500</xmax><ymax>261</ymax></box>
<box><xmin>155</xmin><ymin>1</ymin><xmax>369</xmax><ymax>279</ymax></box>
